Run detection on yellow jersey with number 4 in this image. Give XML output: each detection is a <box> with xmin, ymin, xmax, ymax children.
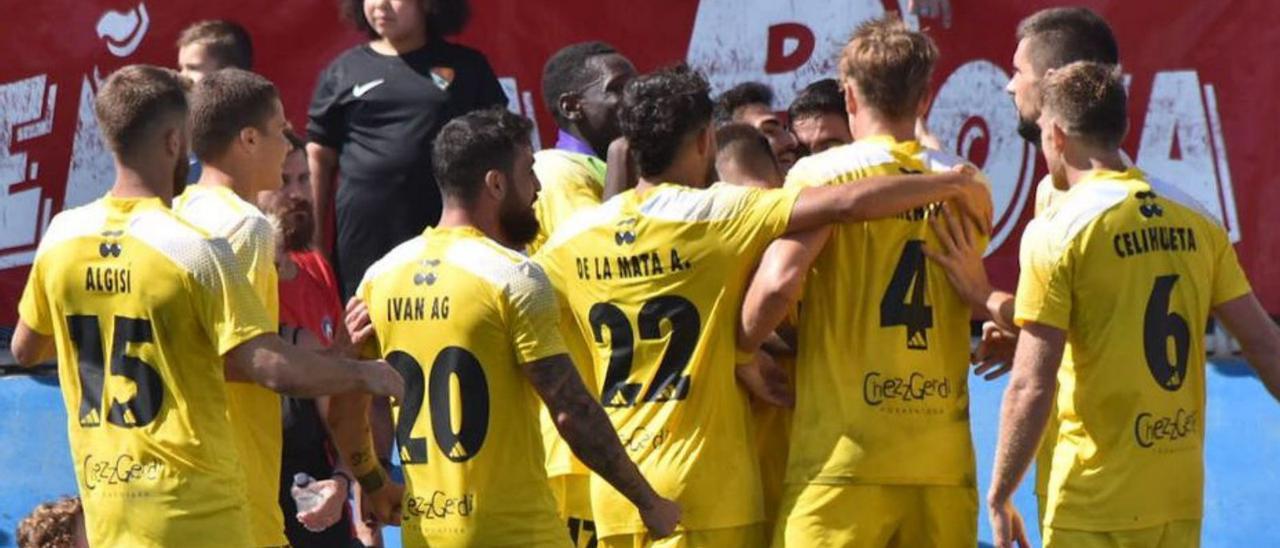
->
<box><xmin>358</xmin><ymin>226</ymin><xmax>568</xmax><ymax>548</ymax></box>
<box><xmin>18</xmin><ymin>196</ymin><xmax>275</xmax><ymax>548</ymax></box>
<box><xmin>1015</xmin><ymin>168</ymin><xmax>1250</xmax><ymax>530</ymax></box>
<box><xmin>174</xmin><ymin>183</ymin><xmax>285</xmax><ymax>546</ymax></box>
<box><xmin>783</xmin><ymin>135</ymin><xmax>988</xmax><ymax>487</ymax></box>
<box><xmin>534</xmin><ymin>182</ymin><xmax>800</xmax><ymax>536</ymax></box>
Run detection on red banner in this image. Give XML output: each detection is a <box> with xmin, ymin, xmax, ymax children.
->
<box><xmin>2</xmin><ymin>0</ymin><xmax>1276</xmax><ymax>336</ymax></box>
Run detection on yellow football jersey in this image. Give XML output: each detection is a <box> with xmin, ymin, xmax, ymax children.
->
<box><xmin>529</xmin><ymin>149</ymin><xmax>608</xmax><ymax>254</ymax></box>
<box><xmin>535</xmin><ymin>182</ymin><xmax>800</xmax><ymax>536</ymax></box>
<box><xmin>174</xmin><ymin>183</ymin><xmax>285</xmax><ymax>546</ymax></box>
<box><xmin>783</xmin><ymin>135</ymin><xmax>988</xmax><ymax>487</ymax></box>
<box><xmin>1015</xmin><ymin>168</ymin><xmax>1250</xmax><ymax>530</ymax></box>
<box><xmin>18</xmin><ymin>195</ymin><xmax>275</xmax><ymax>547</ymax></box>
<box><xmin>358</xmin><ymin>226</ymin><xmax>569</xmax><ymax>547</ymax></box>
<box><xmin>530</xmin><ymin>148</ymin><xmax>607</xmax><ymax>518</ymax></box>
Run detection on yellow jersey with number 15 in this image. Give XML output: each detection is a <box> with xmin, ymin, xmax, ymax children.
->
<box><xmin>783</xmin><ymin>135</ymin><xmax>988</xmax><ymax>487</ymax></box>
<box><xmin>18</xmin><ymin>195</ymin><xmax>275</xmax><ymax>547</ymax></box>
<box><xmin>1015</xmin><ymin>168</ymin><xmax>1250</xmax><ymax>531</ymax></box>
<box><xmin>358</xmin><ymin>226</ymin><xmax>569</xmax><ymax>548</ymax></box>
<box><xmin>174</xmin><ymin>183</ymin><xmax>285</xmax><ymax>546</ymax></box>
<box><xmin>535</xmin><ymin>182</ymin><xmax>800</xmax><ymax>537</ymax></box>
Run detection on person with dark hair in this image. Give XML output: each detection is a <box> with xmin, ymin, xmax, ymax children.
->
<box><xmin>175</xmin><ymin>19</ymin><xmax>255</xmax><ymax>186</ymax></box>
<box><xmin>309</xmin><ymin>0</ymin><xmax>508</xmax><ymax>303</ymax></box>
<box><xmin>715</xmin><ymin>123</ymin><xmax>782</xmax><ymax>189</ymax></box>
<box><xmin>986</xmin><ymin>61</ymin><xmax>1280</xmax><ymax>548</ymax></box>
<box><xmin>788</xmin><ymin>78</ymin><xmax>852</xmax><ymax>155</ymax></box>
<box><xmin>176</xmin><ymin>19</ymin><xmax>254</xmax><ymax>83</ymax></box>
<box><xmin>528</xmin><ymin>41</ymin><xmax>637</xmax><ymax>257</ymax></box>
<box><xmin>714</xmin><ymin>82</ymin><xmax>801</xmax><ymax>173</ymax></box>
<box><xmin>737</xmin><ymin>16</ymin><xmax>996</xmax><ymax>546</ymax></box>
<box><xmin>9</xmin><ymin>64</ymin><xmax>402</xmax><ymax>548</ymax></box>
<box><xmin>533</xmin><ymin>63</ymin><xmax>989</xmax><ymax>547</ymax></box>
<box><xmin>346</xmin><ymin>107</ymin><xmax>680</xmax><ymax>546</ymax></box>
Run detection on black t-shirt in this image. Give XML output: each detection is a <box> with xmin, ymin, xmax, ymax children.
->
<box><xmin>308</xmin><ymin>40</ymin><xmax>507</xmax><ymax>297</ymax></box>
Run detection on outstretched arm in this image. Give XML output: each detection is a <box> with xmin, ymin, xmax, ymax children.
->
<box><xmin>738</xmin><ymin>228</ymin><xmax>830</xmax><ymax>354</ymax></box>
<box><xmin>225</xmin><ymin>334</ymin><xmax>403</xmax><ymax>398</ymax></box>
<box><xmin>786</xmin><ymin>165</ymin><xmax>991</xmax><ymax>234</ymax></box>
<box><xmin>525</xmin><ymin>353</ymin><xmax>680</xmax><ymax>537</ymax></box>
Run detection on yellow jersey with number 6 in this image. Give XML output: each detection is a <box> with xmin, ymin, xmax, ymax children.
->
<box><xmin>1015</xmin><ymin>168</ymin><xmax>1251</xmax><ymax>530</ymax></box>
<box><xmin>358</xmin><ymin>226</ymin><xmax>569</xmax><ymax>548</ymax></box>
<box><xmin>18</xmin><ymin>196</ymin><xmax>275</xmax><ymax>548</ymax></box>
<box><xmin>534</xmin><ymin>182</ymin><xmax>800</xmax><ymax>537</ymax></box>
<box><xmin>783</xmin><ymin>135</ymin><xmax>989</xmax><ymax>487</ymax></box>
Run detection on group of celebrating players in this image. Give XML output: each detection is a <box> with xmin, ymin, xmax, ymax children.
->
<box><xmin>10</xmin><ymin>4</ymin><xmax>1280</xmax><ymax>548</ymax></box>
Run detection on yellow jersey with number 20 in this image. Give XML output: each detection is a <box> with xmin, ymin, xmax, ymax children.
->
<box><xmin>1015</xmin><ymin>168</ymin><xmax>1250</xmax><ymax>531</ymax></box>
<box><xmin>535</xmin><ymin>182</ymin><xmax>800</xmax><ymax>537</ymax></box>
<box><xmin>358</xmin><ymin>226</ymin><xmax>569</xmax><ymax>548</ymax></box>
<box><xmin>18</xmin><ymin>196</ymin><xmax>275</xmax><ymax>548</ymax></box>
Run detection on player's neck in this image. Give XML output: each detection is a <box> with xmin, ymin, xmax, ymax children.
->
<box><xmin>195</xmin><ymin>162</ymin><xmax>256</xmax><ymax>200</ymax></box>
<box><xmin>851</xmin><ymin>114</ymin><xmax>915</xmax><ymax>143</ymax></box>
<box><xmin>437</xmin><ymin>206</ymin><xmax>507</xmax><ymax>247</ymax></box>
<box><xmin>637</xmin><ymin>157</ymin><xmax>708</xmax><ymax>192</ymax></box>
<box><xmin>1063</xmin><ymin>148</ymin><xmax>1129</xmax><ymax>189</ymax></box>
<box><xmin>108</xmin><ymin>161</ymin><xmax>172</xmax><ymax>205</ymax></box>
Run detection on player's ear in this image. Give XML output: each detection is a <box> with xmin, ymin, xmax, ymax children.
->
<box><xmin>163</xmin><ymin>124</ymin><xmax>183</xmax><ymax>159</ymax></box>
<box><xmin>239</xmin><ymin>125</ymin><xmax>259</xmax><ymax>152</ymax></box>
<box><xmin>557</xmin><ymin>92</ymin><xmax>583</xmax><ymax>122</ymax></box>
<box><xmin>482</xmin><ymin>168</ymin><xmax>506</xmax><ymax>201</ymax></box>
<box><xmin>1050</xmin><ymin>120</ymin><xmax>1068</xmax><ymax>155</ymax></box>
<box><xmin>843</xmin><ymin>79</ymin><xmax>858</xmax><ymax>116</ymax></box>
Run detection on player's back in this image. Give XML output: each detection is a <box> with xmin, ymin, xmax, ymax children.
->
<box><xmin>536</xmin><ymin>182</ymin><xmax>799</xmax><ymax>536</ymax></box>
<box><xmin>1015</xmin><ymin>168</ymin><xmax>1250</xmax><ymax>530</ymax></box>
<box><xmin>529</xmin><ymin>148</ymin><xmax>607</xmax><ymax>254</ymax></box>
<box><xmin>173</xmin><ymin>183</ymin><xmax>286</xmax><ymax>545</ymax></box>
<box><xmin>19</xmin><ymin>196</ymin><xmax>260</xmax><ymax>547</ymax></box>
<box><xmin>784</xmin><ymin>135</ymin><xmax>984</xmax><ymax>487</ymax></box>
<box><xmin>358</xmin><ymin>226</ymin><xmax>567</xmax><ymax>548</ymax></box>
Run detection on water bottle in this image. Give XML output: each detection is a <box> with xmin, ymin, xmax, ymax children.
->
<box><xmin>292</xmin><ymin>472</ymin><xmax>323</xmax><ymax>513</ymax></box>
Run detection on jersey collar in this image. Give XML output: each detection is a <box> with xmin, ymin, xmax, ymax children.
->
<box><xmin>857</xmin><ymin>134</ymin><xmax>924</xmax><ymax>156</ymax></box>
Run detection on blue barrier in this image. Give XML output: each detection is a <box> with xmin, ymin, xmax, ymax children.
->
<box><xmin>2</xmin><ymin>360</ymin><xmax>1276</xmax><ymax>546</ymax></box>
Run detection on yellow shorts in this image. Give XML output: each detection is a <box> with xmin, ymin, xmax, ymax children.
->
<box><xmin>599</xmin><ymin>523</ymin><xmax>765</xmax><ymax>548</ymax></box>
<box><xmin>773</xmin><ymin>483</ymin><xmax>977</xmax><ymax>548</ymax></box>
<box><xmin>550</xmin><ymin>474</ymin><xmax>596</xmax><ymax>547</ymax></box>
<box><xmin>1044</xmin><ymin>520</ymin><xmax>1201</xmax><ymax>548</ymax></box>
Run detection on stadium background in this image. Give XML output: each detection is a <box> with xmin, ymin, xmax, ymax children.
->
<box><xmin>0</xmin><ymin>0</ymin><xmax>1277</xmax><ymax>545</ymax></box>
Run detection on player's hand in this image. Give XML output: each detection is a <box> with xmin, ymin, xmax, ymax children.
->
<box><xmin>735</xmin><ymin>351</ymin><xmax>795</xmax><ymax>408</ymax></box>
<box><xmin>345</xmin><ymin>297</ymin><xmax>375</xmax><ymax>348</ymax></box>
<box><xmin>638</xmin><ymin>495</ymin><xmax>681</xmax><ymax>539</ymax></box>
<box><xmin>362</xmin><ymin>360</ymin><xmax>405</xmax><ymax>399</ymax></box>
<box><xmin>923</xmin><ymin>204</ymin><xmax>994</xmax><ymax>309</ymax></box>
<box><xmin>973</xmin><ymin>321</ymin><xmax>1017</xmax><ymax>380</ymax></box>
<box><xmin>604</xmin><ymin>136</ymin><xmax>638</xmax><ymax>198</ymax></box>
<box><xmin>362</xmin><ymin>479</ymin><xmax>405</xmax><ymax>526</ymax></box>
<box><xmin>295</xmin><ymin>477</ymin><xmax>348</xmax><ymax>532</ymax></box>
<box><xmin>988</xmin><ymin>497</ymin><xmax>1031</xmax><ymax>548</ymax></box>
<box><xmin>910</xmin><ymin>0</ymin><xmax>953</xmax><ymax>28</ymax></box>
<box><xmin>945</xmin><ymin>165</ymin><xmax>993</xmax><ymax>235</ymax></box>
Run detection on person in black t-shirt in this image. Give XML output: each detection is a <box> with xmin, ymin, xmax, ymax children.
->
<box><xmin>307</xmin><ymin>0</ymin><xmax>507</xmax><ymax>299</ymax></box>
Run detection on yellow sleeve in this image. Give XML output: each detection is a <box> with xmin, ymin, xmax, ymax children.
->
<box><xmin>226</xmin><ymin>215</ymin><xmax>280</xmax><ymax>323</ymax></box>
<box><xmin>199</xmin><ymin>238</ymin><xmax>277</xmax><ymax>355</ymax></box>
<box><xmin>504</xmin><ymin>261</ymin><xmax>568</xmax><ymax>365</ymax></box>
<box><xmin>355</xmin><ymin>273</ymin><xmax>382</xmax><ymax>359</ymax></box>
<box><xmin>1013</xmin><ymin>223</ymin><xmax>1074</xmax><ymax>330</ymax></box>
<box><xmin>1210</xmin><ymin>235</ymin><xmax>1252</xmax><ymax>306</ymax></box>
<box><xmin>714</xmin><ymin>185</ymin><xmax>803</xmax><ymax>257</ymax></box>
<box><xmin>17</xmin><ymin>260</ymin><xmax>52</xmax><ymax>335</ymax></box>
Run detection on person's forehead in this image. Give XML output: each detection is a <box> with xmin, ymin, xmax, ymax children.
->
<box><xmin>793</xmin><ymin>113</ymin><xmax>843</xmax><ymax>133</ymax></box>
<box><xmin>738</xmin><ymin>103</ymin><xmax>779</xmax><ymax>125</ymax></box>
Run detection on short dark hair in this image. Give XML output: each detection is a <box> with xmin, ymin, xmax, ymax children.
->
<box><xmin>542</xmin><ymin>41</ymin><xmax>619</xmax><ymax>125</ymax></box>
<box><xmin>432</xmin><ymin>107</ymin><xmax>533</xmax><ymax>204</ymax></box>
<box><xmin>176</xmin><ymin>20</ymin><xmax>254</xmax><ymax>70</ymax></box>
<box><xmin>788</xmin><ymin>78</ymin><xmax>846</xmax><ymax>124</ymax></box>
<box><xmin>840</xmin><ymin>15</ymin><xmax>938</xmax><ymax>120</ymax></box>
<box><xmin>1016</xmin><ymin>8</ymin><xmax>1119</xmax><ymax>74</ymax></box>
<box><xmin>284</xmin><ymin>129</ymin><xmax>306</xmax><ymax>152</ymax></box>
<box><xmin>619</xmin><ymin>64</ymin><xmax>714</xmax><ymax>178</ymax></box>
<box><xmin>94</xmin><ymin>65</ymin><xmax>190</xmax><ymax>158</ymax></box>
<box><xmin>716</xmin><ymin>123</ymin><xmax>779</xmax><ymax>175</ymax></box>
<box><xmin>189</xmin><ymin>68</ymin><xmax>280</xmax><ymax>161</ymax></box>
<box><xmin>713</xmin><ymin>82</ymin><xmax>774</xmax><ymax>125</ymax></box>
<box><xmin>1041</xmin><ymin>61</ymin><xmax>1128</xmax><ymax>149</ymax></box>
<box><xmin>342</xmin><ymin>0</ymin><xmax>471</xmax><ymax>39</ymax></box>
